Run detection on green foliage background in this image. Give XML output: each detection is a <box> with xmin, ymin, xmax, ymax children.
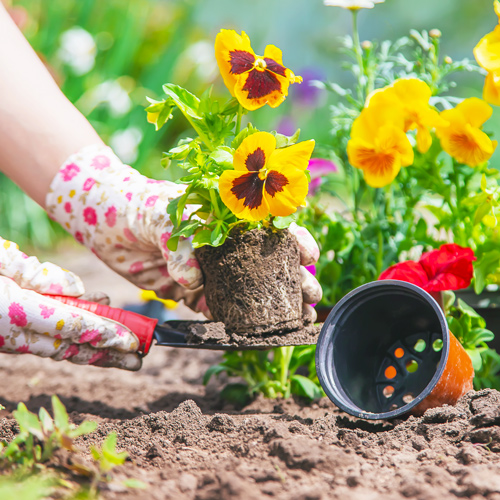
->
<box><xmin>1</xmin><ymin>0</ymin><xmax>498</xmax><ymax>247</ymax></box>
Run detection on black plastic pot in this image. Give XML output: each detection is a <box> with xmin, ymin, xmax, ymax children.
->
<box><xmin>316</xmin><ymin>280</ymin><xmax>474</xmax><ymax>420</ymax></box>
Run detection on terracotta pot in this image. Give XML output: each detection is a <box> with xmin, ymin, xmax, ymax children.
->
<box><xmin>315</xmin><ymin>281</ymin><xmax>474</xmax><ymax>420</ymax></box>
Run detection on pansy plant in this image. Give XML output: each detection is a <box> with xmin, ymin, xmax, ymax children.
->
<box><xmin>146</xmin><ymin>30</ymin><xmax>311</xmax><ymax>251</ymax></box>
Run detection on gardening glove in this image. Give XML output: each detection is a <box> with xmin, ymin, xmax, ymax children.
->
<box><xmin>46</xmin><ymin>144</ymin><xmax>206</xmax><ymax>314</ymax></box>
<box><xmin>0</xmin><ymin>237</ymin><xmax>141</xmax><ymax>370</ymax></box>
<box><xmin>46</xmin><ymin>144</ymin><xmax>322</xmax><ymax>318</ymax></box>
<box><xmin>288</xmin><ymin>222</ymin><xmax>323</xmax><ymax>323</ymax></box>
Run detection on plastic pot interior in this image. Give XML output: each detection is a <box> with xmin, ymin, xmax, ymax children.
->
<box><xmin>316</xmin><ymin>280</ymin><xmax>450</xmax><ymax>420</ymax></box>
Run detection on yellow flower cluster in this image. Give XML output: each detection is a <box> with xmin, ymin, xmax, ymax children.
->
<box><xmin>474</xmin><ymin>0</ymin><xmax>500</xmax><ymax>105</ymax></box>
<box><xmin>347</xmin><ymin>79</ymin><xmax>497</xmax><ymax>188</ymax></box>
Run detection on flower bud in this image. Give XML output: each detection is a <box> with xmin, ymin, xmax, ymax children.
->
<box><xmin>444</xmin><ymin>56</ymin><xmax>453</xmax><ymax>64</ymax></box>
<box><xmin>429</xmin><ymin>29</ymin><xmax>442</xmax><ymax>38</ymax></box>
<box><xmin>361</xmin><ymin>40</ymin><xmax>373</xmax><ymax>50</ymax></box>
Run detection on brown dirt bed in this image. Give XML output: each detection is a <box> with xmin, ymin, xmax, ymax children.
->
<box><xmin>2</xmin><ymin>346</ymin><xmax>500</xmax><ymax>500</ymax></box>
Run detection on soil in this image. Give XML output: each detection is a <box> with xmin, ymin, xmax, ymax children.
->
<box><xmin>195</xmin><ymin>228</ymin><xmax>304</xmax><ymax>336</ymax></box>
<box><xmin>166</xmin><ymin>320</ymin><xmax>321</xmax><ymax>348</ymax></box>
<box><xmin>2</xmin><ymin>249</ymin><xmax>500</xmax><ymax>499</ymax></box>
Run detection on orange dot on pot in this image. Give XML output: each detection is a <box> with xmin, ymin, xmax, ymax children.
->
<box><xmin>385</xmin><ymin>366</ymin><xmax>397</xmax><ymax>379</ymax></box>
<box><xmin>394</xmin><ymin>348</ymin><xmax>404</xmax><ymax>358</ymax></box>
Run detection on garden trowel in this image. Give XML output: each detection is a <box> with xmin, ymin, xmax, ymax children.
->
<box><xmin>48</xmin><ymin>295</ymin><xmax>320</xmax><ymax>354</ymax></box>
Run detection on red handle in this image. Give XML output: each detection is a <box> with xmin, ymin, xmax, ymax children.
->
<box><xmin>46</xmin><ymin>295</ymin><xmax>157</xmax><ymax>355</ymax></box>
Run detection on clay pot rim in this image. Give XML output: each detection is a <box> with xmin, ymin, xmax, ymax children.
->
<box><xmin>315</xmin><ymin>280</ymin><xmax>450</xmax><ymax>420</ymax></box>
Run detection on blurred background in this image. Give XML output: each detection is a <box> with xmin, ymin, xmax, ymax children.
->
<box><xmin>1</xmin><ymin>0</ymin><xmax>498</xmax><ymax>249</ymax></box>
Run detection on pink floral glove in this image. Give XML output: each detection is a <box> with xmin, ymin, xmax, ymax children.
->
<box><xmin>0</xmin><ymin>237</ymin><xmax>141</xmax><ymax>370</ymax></box>
<box><xmin>46</xmin><ymin>144</ymin><xmax>204</xmax><ymax>308</ymax></box>
<box><xmin>46</xmin><ymin>144</ymin><xmax>321</xmax><ymax>318</ymax></box>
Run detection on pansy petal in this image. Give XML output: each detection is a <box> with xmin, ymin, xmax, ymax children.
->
<box><xmin>474</xmin><ymin>25</ymin><xmax>500</xmax><ymax>73</ymax></box>
<box><xmin>416</xmin><ymin>125</ymin><xmax>432</xmax><ymax>153</ymax></box>
<box><xmin>263</xmin><ymin>44</ymin><xmax>285</xmax><ymax>68</ymax></box>
<box><xmin>483</xmin><ymin>71</ymin><xmax>500</xmax><ymax>106</ymax></box>
<box><xmin>233</xmin><ymin>70</ymin><xmax>288</xmax><ymax>110</ymax></box>
<box><xmin>233</xmin><ymin>131</ymin><xmax>276</xmax><ymax>171</ymax></box>
<box><xmin>378</xmin><ymin>260</ymin><xmax>430</xmax><ymax>289</ymax></box>
<box><xmin>456</xmin><ymin>97</ymin><xmax>493</xmax><ymax>128</ymax></box>
<box><xmin>347</xmin><ymin>136</ymin><xmax>403</xmax><ymax>188</ymax></box>
<box><xmin>215</xmin><ymin>30</ymin><xmax>256</xmax><ymax>96</ymax></box>
<box><xmin>264</xmin><ymin>169</ymin><xmax>309</xmax><ymax>217</ymax></box>
<box><xmin>219</xmin><ymin>170</ymin><xmax>270</xmax><ymax>221</ymax></box>
<box><xmin>267</xmin><ymin>140</ymin><xmax>315</xmax><ymax>172</ymax></box>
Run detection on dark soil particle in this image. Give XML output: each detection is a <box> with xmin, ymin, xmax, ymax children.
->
<box><xmin>4</xmin><ymin>342</ymin><xmax>500</xmax><ymax>499</ymax></box>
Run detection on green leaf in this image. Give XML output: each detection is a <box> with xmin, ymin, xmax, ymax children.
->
<box><xmin>231</xmin><ymin>123</ymin><xmax>258</xmax><ymax>150</ymax></box>
<box><xmin>71</xmin><ymin>420</ymin><xmax>98</xmax><ymax>437</ymax></box>
<box><xmin>171</xmin><ymin>220</ymin><xmax>200</xmax><ymax>240</ymax></box>
<box><xmin>122</xmin><ymin>479</ymin><xmax>148</xmax><ymax>489</ymax></box>
<box><xmin>290</xmin><ymin>375</ymin><xmax>323</xmax><ymax>400</ymax></box>
<box><xmin>273</xmin><ymin>213</ymin><xmax>297</xmax><ymax>229</ymax></box>
<box><xmin>447</xmin><ymin>316</ymin><xmax>463</xmax><ymax>339</ymax></box>
<box><xmin>273</xmin><ymin>128</ymin><xmax>300</xmax><ymax>149</ymax></box>
<box><xmin>102</xmin><ymin>432</ymin><xmax>128</xmax><ymax>465</ymax></box>
<box><xmin>39</xmin><ymin>407</ymin><xmax>54</xmax><ymax>434</ymax></box>
<box><xmin>203</xmin><ymin>364</ymin><xmax>226</xmax><ymax>385</ymax></box>
<box><xmin>466</xmin><ymin>348</ymin><xmax>484</xmax><ymax>371</ymax></box>
<box><xmin>192</xmin><ymin>229</ymin><xmax>213</xmax><ymax>248</ymax></box>
<box><xmin>474</xmin><ymin>201</ymin><xmax>492</xmax><ymax>226</ymax></box>
<box><xmin>167</xmin><ymin>236</ymin><xmax>180</xmax><ymax>252</ymax></box>
<box><xmin>165</xmin><ymin>143</ymin><xmax>192</xmax><ymax>160</ymax></box>
<box><xmin>220</xmin><ymin>383</ymin><xmax>251</xmax><ymax>406</ymax></box>
<box><xmin>209</xmin><ymin>146</ymin><xmax>234</xmax><ymax>168</ymax></box>
<box><xmin>52</xmin><ymin>395</ymin><xmax>69</xmax><ymax>431</ymax></box>
<box><xmin>163</xmin><ymin>83</ymin><xmax>201</xmax><ymax>119</ymax></box>
<box><xmin>474</xmin><ymin>250</ymin><xmax>500</xmax><ymax>294</ymax></box>
<box><xmin>13</xmin><ymin>404</ymin><xmax>43</xmax><ymax>440</ymax></box>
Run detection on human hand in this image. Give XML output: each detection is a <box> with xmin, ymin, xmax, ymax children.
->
<box><xmin>46</xmin><ymin>144</ymin><xmax>322</xmax><ymax>319</ymax></box>
<box><xmin>46</xmin><ymin>144</ymin><xmax>204</xmax><ymax>309</ymax></box>
<box><xmin>288</xmin><ymin>222</ymin><xmax>322</xmax><ymax>323</ymax></box>
<box><xmin>0</xmin><ymin>237</ymin><xmax>141</xmax><ymax>370</ymax></box>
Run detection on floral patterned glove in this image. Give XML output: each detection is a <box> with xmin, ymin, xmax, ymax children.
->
<box><xmin>46</xmin><ymin>144</ymin><xmax>204</xmax><ymax>307</ymax></box>
<box><xmin>0</xmin><ymin>237</ymin><xmax>141</xmax><ymax>370</ymax></box>
<box><xmin>46</xmin><ymin>144</ymin><xmax>322</xmax><ymax>318</ymax></box>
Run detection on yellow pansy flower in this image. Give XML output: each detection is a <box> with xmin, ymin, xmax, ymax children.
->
<box><xmin>347</xmin><ymin>104</ymin><xmax>414</xmax><ymax>188</ymax></box>
<box><xmin>484</xmin><ymin>71</ymin><xmax>500</xmax><ymax>106</ymax></box>
<box><xmin>214</xmin><ymin>30</ymin><xmax>302</xmax><ymax>111</ymax></box>
<box><xmin>367</xmin><ymin>78</ymin><xmax>446</xmax><ymax>153</ymax></box>
<box><xmin>473</xmin><ymin>1</ymin><xmax>500</xmax><ymax>105</ymax></box>
<box><xmin>219</xmin><ymin>132</ymin><xmax>314</xmax><ymax>221</ymax></box>
<box><xmin>436</xmin><ymin>98</ymin><xmax>497</xmax><ymax>167</ymax></box>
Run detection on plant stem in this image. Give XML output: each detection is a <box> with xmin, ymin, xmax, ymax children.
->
<box><xmin>235</xmin><ymin>104</ymin><xmax>243</xmax><ymax>136</ymax></box>
<box><xmin>278</xmin><ymin>347</ymin><xmax>294</xmax><ymax>398</ymax></box>
<box><xmin>351</xmin><ymin>10</ymin><xmax>366</xmax><ymax>100</ymax></box>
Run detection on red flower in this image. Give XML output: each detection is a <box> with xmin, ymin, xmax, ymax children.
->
<box><xmin>378</xmin><ymin>244</ymin><xmax>475</xmax><ymax>292</ymax></box>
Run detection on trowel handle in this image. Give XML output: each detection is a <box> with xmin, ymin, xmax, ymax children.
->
<box><xmin>45</xmin><ymin>295</ymin><xmax>157</xmax><ymax>355</ymax></box>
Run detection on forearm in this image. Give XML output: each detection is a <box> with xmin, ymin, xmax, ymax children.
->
<box><xmin>0</xmin><ymin>4</ymin><xmax>102</xmax><ymax>207</ymax></box>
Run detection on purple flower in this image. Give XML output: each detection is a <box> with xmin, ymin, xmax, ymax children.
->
<box><xmin>307</xmin><ymin>158</ymin><xmax>338</xmax><ymax>195</ymax></box>
<box><xmin>290</xmin><ymin>67</ymin><xmax>326</xmax><ymax>108</ymax></box>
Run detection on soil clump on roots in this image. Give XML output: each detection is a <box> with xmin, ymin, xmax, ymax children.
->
<box><xmin>195</xmin><ymin>228</ymin><xmax>306</xmax><ymax>338</ymax></box>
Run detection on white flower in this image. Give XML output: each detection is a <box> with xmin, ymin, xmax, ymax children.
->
<box><xmin>110</xmin><ymin>127</ymin><xmax>143</xmax><ymax>164</ymax></box>
<box><xmin>323</xmin><ymin>0</ymin><xmax>384</xmax><ymax>10</ymax></box>
<box><xmin>57</xmin><ymin>27</ymin><xmax>96</xmax><ymax>75</ymax></box>
<box><xmin>179</xmin><ymin>40</ymin><xmax>218</xmax><ymax>83</ymax></box>
<box><xmin>91</xmin><ymin>80</ymin><xmax>133</xmax><ymax>117</ymax></box>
